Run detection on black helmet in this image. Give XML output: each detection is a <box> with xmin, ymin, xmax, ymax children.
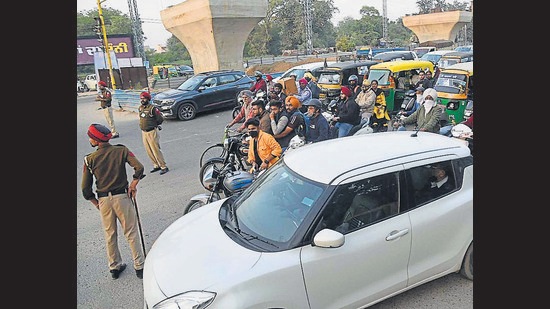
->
<box><xmin>304</xmin><ymin>98</ymin><xmax>322</xmax><ymax>109</ymax></box>
<box><xmin>348</xmin><ymin>75</ymin><xmax>358</xmax><ymax>82</ymax></box>
<box><xmin>328</xmin><ymin>99</ymin><xmax>338</xmax><ymax>113</ymax></box>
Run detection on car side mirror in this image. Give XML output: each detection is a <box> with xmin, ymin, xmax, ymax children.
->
<box><xmin>312</xmin><ymin>228</ymin><xmax>345</xmax><ymax>248</ymax></box>
<box><xmin>198</xmin><ymin>85</ymin><xmax>206</xmax><ymax>91</ymax></box>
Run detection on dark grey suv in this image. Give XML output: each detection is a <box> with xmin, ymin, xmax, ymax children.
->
<box><xmin>152</xmin><ymin>70</ymin><xmax>254</xmax><ymax>121</ymax></box>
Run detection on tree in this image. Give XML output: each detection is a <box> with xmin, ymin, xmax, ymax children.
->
<box><xmin>76</xmin><ymin>8</ymin><xmax>132</xmax><ymax>37</ymax></box>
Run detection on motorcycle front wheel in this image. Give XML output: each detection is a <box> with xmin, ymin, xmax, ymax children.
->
<box><xmin>183</xmin><ymin>200</ymin><xmax>206</xmax><ymax>215</ymax></box>
<box><xmin>199</xmin><ymin>157</ymin><xmax>226</xmax><ymax>184</ymax></box>
<box><xmin>199</xmin><ymin>144</ymin><xmax>226</xmax><ymax>167</ymax></box>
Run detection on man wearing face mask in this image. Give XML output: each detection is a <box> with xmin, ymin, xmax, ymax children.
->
<box><xmin>250</xmin><ymin>71</ymin><xmax>267</xmax><ymax>96</ymax></box>
<box><xmin>245</xmin><ymin>117</ymin><xmax>282</xmax><ymax>172</ymax></box>
<box><xmin>138</xmin><ymin>91</ymin><xmax>169</xmax><ymax>175</ymax></box>
<box><xmin>397</xmin><ymin>88</ymin><xmax>443</xmax><ymax>133</ymax></box>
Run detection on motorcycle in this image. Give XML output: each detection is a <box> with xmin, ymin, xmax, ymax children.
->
<box><xmin>198</xmin><ymin>127</ymin><xmax>251</xmax><ymax>182</ymax></box>
<box><xmin>389</xmin><ymin>89</ymin><xmax>417</xmax><ymax>131</ymax></box>
<box><xmin>77</xmin><ymin>79</ymin><xmax>89</xmax><ymax>93</ymax></box>
<box><xmin>184</xmin><ymin>161</ymin><xmax>261</xmax><ymax>215</ymax></box>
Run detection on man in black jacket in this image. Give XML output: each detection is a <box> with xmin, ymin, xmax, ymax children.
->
<box><xmin>330</xmin><ymin>86</ymin><xmax>360</xmax><ymax>138</ymax></box>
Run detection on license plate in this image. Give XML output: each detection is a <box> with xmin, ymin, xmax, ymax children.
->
<box><xmin>319</xmin><ymin>93</ymin><xmax>326</xmax><ymax>98</ymax></box>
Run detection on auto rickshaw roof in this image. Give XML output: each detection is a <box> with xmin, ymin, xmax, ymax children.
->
<box><xmin>368</xmin><ymin>60</ymin><xmax>434</xmax><ymax>72</ymax></box>
<box><xmin>441</xmin><ymin>62</ymin><xmax>473</xmax><ymax>75</ymax></box>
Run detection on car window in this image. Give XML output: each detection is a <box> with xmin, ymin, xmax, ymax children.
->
<box><xmin>407</xmin><ymin>160</ymin><xmax>457</xmax><ymax>207</ymax></box>
<box><xmin>202</xmin><ymin>77</ymin><xmax>218</xmax><ymax>88</ymax></box>
<box><xmin>320</xmin><ymin>172</ymin><xmax>400</xmax><ymax>234</ymax></box>
<box><xmin>177</xmin><ymin>74</ymin><xmax>204</xmax><ymax>90</ymax></box>
<box><xmin>218</xmin><ymin>74</ymin><xmax>237</xmax><ymax>85</ymax></box>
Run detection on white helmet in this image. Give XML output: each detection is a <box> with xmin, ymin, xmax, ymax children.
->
<box><xmin>451</xmin><ymin>123</ymin><xmax>472</xmax><ymax>138</ymax></box>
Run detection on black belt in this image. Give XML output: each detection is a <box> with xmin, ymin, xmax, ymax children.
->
<box><xmin>143</xmin><ymin>127</ymin><xmax>156</xmax><ymax>132</ymax></box>
<box><xmin>97</xmin><ymin>187</ymin><xmax>127</xmax><ymax>198</ymax></box>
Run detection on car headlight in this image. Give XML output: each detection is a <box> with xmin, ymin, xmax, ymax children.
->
<box><xmin>153</xmin><ymin>291</ymin><xmax>216</xmax><ymax>309</ymax></box>
<box><xmin>160</xmin><ymin>99</ymin><xmax>176</xmax><ymax>106</ymax></box>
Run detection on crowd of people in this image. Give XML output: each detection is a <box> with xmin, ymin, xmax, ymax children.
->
<box><xmin>81</xmin><ymin>72</ymin><xmax>472</xmax><ymax>281</ymax></box>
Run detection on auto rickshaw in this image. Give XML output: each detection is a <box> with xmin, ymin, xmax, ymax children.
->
<box><xmin>434</xmin><ymin>61</ymin><xmax>473</xmax><ymax>124</ymax></box>
<box><xmin>436</xmin><ymin>51</ymin><xmax>473</xmax><ymax>69</ymax></box>
<box><xmin>317</xmin><ymin>60</ymin><xmax>378</xmax><ymax>104</ymax></box>
<box><xmin>365</xmin><ymin>60</ymin><xmax>434</xmax><ymax>113</ymax></box>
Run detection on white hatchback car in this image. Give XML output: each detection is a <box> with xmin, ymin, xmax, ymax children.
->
<box><xmin>143</xmin><ymin>131</ymin><xmax>473</xmax><ymax>309</ymax></box>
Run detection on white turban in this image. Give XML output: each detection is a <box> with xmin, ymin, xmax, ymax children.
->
<box><xmin>423</xmin><ymin>88</ymin><xmax>438</xmax><ymax>101</ymax></box>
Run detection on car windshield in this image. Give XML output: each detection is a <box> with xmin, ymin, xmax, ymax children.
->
<box><xmin>177</xmin><ymin>74</ymin><xmax>204</xmax><ymax>90</ymax></box>
<box><xmin>233</xmin><ymin>162</ymin><xmax>326</xmax><ymax>244</ymax></box>
<box><xmin>434</xmin><ymin>72</ymin><xmax>468</xmax><ymax>94</ymax></box>
<box><xmin>318</xmin><ymin>72</ymin><xmax>341</xmax><ymax>85</ymax></box>
<box><xmin>282</xmin><ymin>69</ymin><xmax>307</xmax><ymax>80</ymax></box>
<box><xmin>367</xmin><ymin>69</ymin><xmax>390</xmax><ymax>85</ymax></box>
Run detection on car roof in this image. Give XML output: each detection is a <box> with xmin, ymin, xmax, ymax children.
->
<box><xmin>442</xmin><ymin>61</ymin><xmax>473</xmax><ymax>73</ymax></box>
<box><xmin>197</xmin><ymin>70</ymin><xmax>245</xmax><ymax>76</ymax></box>
<box><xmin>441</xmin><ymin>51</ymin><xmax>473</xmax><ymax>57</ymax></box>
<box><xmin>321</xmin><ymin>60</ymin><xmax>378</xmax><ymax>70</ymax></box>
<box><xmin>283</xmin><ymin>131</ymin><xmax>470</xmax><ymax>185</ymax></box>
<box><xmin>422</xmin><ymin>50</ymin><xmax>455</xmax><ymax>56</ymax></box>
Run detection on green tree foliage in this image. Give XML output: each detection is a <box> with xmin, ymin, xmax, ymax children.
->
<box><xmin>76</xmin><ymin>8</ymin><xmax>132</xmax><ymax>36</ymax></box>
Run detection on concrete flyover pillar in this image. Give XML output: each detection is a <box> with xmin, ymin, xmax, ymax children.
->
<box><xmin>403</xmin><ymin>11</ymin><xmax>473</xmax><ymax>44</ymax></box>
<box><xmin>160</xmin><ymin>0</ymin><xmax>268</xmax><ymax>73</ymax></box>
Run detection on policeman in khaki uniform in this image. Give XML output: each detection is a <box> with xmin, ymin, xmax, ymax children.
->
<box><xmin>138</xmin><ymin>91</ymin><xmax>169</xmax><ymax>174</ymax></box>
<box><xmin>95</xmin><ymin>81</ymin><xmax>119</xmax><ymax>138</ymax></box>
<box><xmin>81</xmin><ymin>123</ymin><xmax>146</xmax><ymax>279</ymax></box>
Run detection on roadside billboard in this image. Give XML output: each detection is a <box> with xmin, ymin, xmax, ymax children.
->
<box><xmin>77</xmin><ymin>35</ymin><xmax>135</xmax><ymax>66</ymax></box>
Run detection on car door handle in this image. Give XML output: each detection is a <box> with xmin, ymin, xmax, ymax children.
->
<box><xmin>385</xmin><ymin>229</ymin><xmax>409</xmax><ymax>241</ymax></box>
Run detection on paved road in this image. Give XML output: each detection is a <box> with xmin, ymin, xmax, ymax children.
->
<box><xmin>76</xmin><ymin>95</ymin><xmax>472</xmax><ymax>308</ymax></box>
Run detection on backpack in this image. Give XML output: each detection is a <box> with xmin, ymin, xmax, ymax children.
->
<box><xmin>292</xmin><ymin>110</ymin><xmax>310</xmax><ymax>138</ymax></box>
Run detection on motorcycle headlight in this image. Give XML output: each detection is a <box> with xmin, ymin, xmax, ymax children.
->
<box><xmin>152</xmin><ymin>291</ymin><xmax>216</xmax><ymax>309</ymax></box>
<box><xmin>223</xmin><ymin>138</ymin><xmax>230</xmax><ymax>149</ymax></box>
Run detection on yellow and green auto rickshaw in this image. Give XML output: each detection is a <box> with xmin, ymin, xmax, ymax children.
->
<box><xmin>434</xmin><ymin>61</ymin><xmax>473</xmax><ymax>124</ymax></box>
<box><xmin>317</xmin><ymin>60</ymin><xmax>378</xmax><ymax>104</ymax></box>
<box><xmin>366</xmin><ymin>60</ymin><xmax>434</xmax><ymax>113</ymax></box>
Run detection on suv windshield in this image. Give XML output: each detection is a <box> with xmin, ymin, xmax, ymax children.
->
<box><xmin>177</xmin><ymin>74</ymin><xmax>205</xmax><ymax>91</ymax></box>
<box><xmin>233</xmin><ymin>162</ymin><xmax>326</xmax><ymax>245</ymax></box>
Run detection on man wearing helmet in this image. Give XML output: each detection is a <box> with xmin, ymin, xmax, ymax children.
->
<box><xmin>303</xmin><ymin>99</ymin><xmax>329</xmax><ymax>143</ymax></box>
<box><xmin>139</xmin><ymin>91</ymin><xmax>169</xmax><ymax>175</ymax></box>
<box><xmin>95</xmin><ymin>80</ymin><xmax>119</xmax><ymax>138</ymax></box>
<box><xmin>81</xmin><ymin>123</ymin><xmax>146</xmax><ymax>279</ymax></box>
<box><xmin>249</xmin><ymin>71</ymin><xmax>267</xmax><ymax>95</ymax></box>
<box><xmin>346</xmin><ymin>75</ymin><xmax>361</xmax><ymax>98</ymax></box>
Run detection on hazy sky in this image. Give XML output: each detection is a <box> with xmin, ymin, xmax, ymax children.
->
<box><xmin>77</xmin><ymin>0</ymin><xmax>469</xmax><ymax>47</ymax></box>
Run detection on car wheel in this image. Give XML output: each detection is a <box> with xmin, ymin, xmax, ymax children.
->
<box><xmin>177</xmin><ymin>102</ymin><xmax>197</xmax><ymax>121</ymax></box>
<box><xmin>460</xmin><ymin>242</ymin><xmax>473</xmax><ymax>280</ymax></box>
<box><xmin>183</xmin><ymin>200</ymin><xmax>206</xmax><ymax>215</ymax></box>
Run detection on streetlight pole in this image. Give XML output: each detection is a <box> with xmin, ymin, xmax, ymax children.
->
<box><xmin>96</xmin><ymin>0</ymin><xmax>117</xmax><ymax>90</ymax></box>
